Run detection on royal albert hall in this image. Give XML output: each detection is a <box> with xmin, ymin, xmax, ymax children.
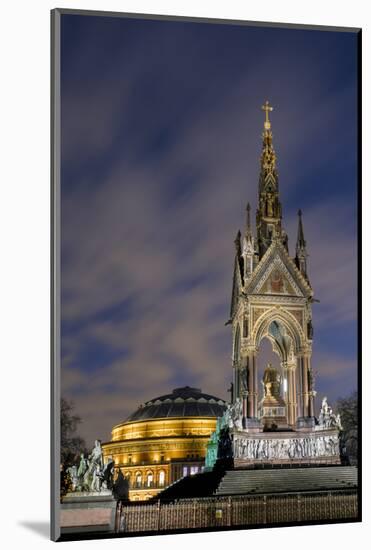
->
<box><xmin>102</xmin><ymin>386</ymin><xmax>226</xmax><ymax>500</ymax></box>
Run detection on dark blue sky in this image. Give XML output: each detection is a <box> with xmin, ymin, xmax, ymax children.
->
<box><xmin>60</xmin><ymin>13</ymin><xmax>358</xmax><ymax>444</ymax></box>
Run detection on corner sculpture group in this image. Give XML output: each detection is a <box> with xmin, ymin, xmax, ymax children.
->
<box><xmin>318</xmin><ymin>396</ymin><xmax>342</xmax><ymax>429</ymax></box>
<box><xmin>66</xmin><ymin>440</ymin><xmax>115</xmax><ymax>493</ymax></box>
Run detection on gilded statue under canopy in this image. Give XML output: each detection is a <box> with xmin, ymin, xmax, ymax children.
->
<box><xmin>262</xmin><ymin>363</ymin><xmax>281</xmax><ymax>398</ymax></box>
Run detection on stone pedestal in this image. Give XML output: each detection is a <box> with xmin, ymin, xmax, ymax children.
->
<box><xmin>259</xmin><ymin>395</ymin><xmax>289</xmax><ymax>431</ymax></box>
<box><xmin>296</xmin><ymin>416</ymin><xmax>316</xmax><ymax>430</ymax></box>
<box><xmin>60</xmin><ymin>491</ymin><xmax>118</xmax><ymax>535</ymax></box>
<box><xmin>243</xmin><ymin>417</ymin><xmax>262</xmax><ymax>431</ymax></box>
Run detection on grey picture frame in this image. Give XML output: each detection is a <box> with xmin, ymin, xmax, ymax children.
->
<box><xmin>51</xmin><ymin>8</ymin><xmax>361</xmax><ymax>542</ymax></box>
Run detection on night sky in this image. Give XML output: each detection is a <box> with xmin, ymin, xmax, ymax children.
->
<box><xmin>60</xmin><ymin>13</ymin><xmax>358</xmax><ymax>446</ymax></box>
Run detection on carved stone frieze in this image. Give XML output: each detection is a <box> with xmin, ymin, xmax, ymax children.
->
<box><xmin>250</xmin><ymin>295</ymin><xmax>306</xmax><ymax>304</ymax></box>
<box><xmin>233</xmin><ymin>433</ymin><xmax>340</xmax><ymax>461</ymax></box>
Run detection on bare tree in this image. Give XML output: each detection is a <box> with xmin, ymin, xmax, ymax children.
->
<box><xmin>336</xmin><ymin>391</ymin><xmax>358</xmax><ymax>465</ymax></box>
<box><xmin>60</xmin><ymin>397</ymin><xmax>87</xmax><ymax>465</ymax></box>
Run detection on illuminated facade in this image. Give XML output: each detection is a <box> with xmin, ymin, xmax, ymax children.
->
<box><xmin>229</xmin><ymin>100</ymin><xmax>316</xmax><ymax>429</ymax></box>
<box><xmin>102</xmin><ymin>386</ymin><xmax>226</xmax><ymax>500</ymax></box>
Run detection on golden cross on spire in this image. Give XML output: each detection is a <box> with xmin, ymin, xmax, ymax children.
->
<box><xmin>262</xmin><ymin>100</ymin><xmax>273</xmax><ymax>130</ymax></box>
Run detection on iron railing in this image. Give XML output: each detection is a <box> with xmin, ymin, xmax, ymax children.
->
<box><xmin>117</xmin><ymin>491</ymin><xmax>358</xmax><ymax>533</ymax></box>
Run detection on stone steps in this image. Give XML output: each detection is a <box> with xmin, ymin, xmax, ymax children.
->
<box><xmin>215</xmin><ymin>466</ymin><xmax>357</xmax><ymax>496</ymax></box>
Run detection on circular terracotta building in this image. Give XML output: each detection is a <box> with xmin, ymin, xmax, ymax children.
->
<box><xmin>102</xmin><ymin>386</ymin><xmax>226</xmax><ymax>501</ymax></box>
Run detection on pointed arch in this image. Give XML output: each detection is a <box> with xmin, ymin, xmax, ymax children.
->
<box><xmin>252</xmin><ymin>307</ymin><xmax>306</xmax><ymax>354</ymax></box>
<box><xmin>265</xmin><ymin>320</ymin><xmax>294</xmax><ymax>363</ymax></box>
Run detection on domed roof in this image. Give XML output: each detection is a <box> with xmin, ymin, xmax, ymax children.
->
<box><xmin>125</xmin><ymin>386</ymin><xmax>227</xmax><ymax>422</ymax></box>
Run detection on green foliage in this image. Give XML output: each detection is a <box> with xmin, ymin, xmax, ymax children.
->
<box><xmin>60</xmin><ymin>465</ymin><xmax>72</xmax><ymax>497</ymax></box>
<box><xmin>336</xmin><ymin>391</ymin><xmax>358</xmax><ymax>465</ymax></box>
<box><xmin>60</xmin><ymin>397</ymin><xmax>87</xmax><ymax>466</ymax></box>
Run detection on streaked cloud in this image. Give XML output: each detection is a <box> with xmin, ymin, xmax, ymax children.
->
<box><xmin>60</xmin><ymin>16</ymin><xmax>358</xmax><ymax>445</ymax></box>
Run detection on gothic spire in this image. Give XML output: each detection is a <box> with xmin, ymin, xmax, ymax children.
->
<box><xmin>256</xmin><ymin>101</ymin><xmax>283</xmax><ymax>258</ymax></box>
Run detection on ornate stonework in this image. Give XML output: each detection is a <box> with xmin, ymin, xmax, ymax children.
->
<box><xmin>254</xmin><ymin>256</ymin><xmax>302</xmax><ymax>296</ymax></box>
<box><xmin>214</xmin><ymin>101</ymin><xmax>343</xmax><ymax>468</ymax></box>
<box><xmin>289</xmin><ymin>309</ymin><xmax>304</xmax><ymax>328</ymax></box>
<box><xmin>252</xmin><ymin>307</ymin><xmax>269</xmax><ymax>326</ymax></box>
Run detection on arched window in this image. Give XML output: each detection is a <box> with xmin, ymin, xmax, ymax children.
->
<box><xmin>146</xmin><ymin>471</ymin><xmax>153</xmax><ymax>487</ymax></box>
<box><xmin>233</xmin><ymin>324</ymin><xmax>241</xmax><ymax>363</ymax></box>
<box><xmin>158</xmin><ymin>470</ymin><xmax>165</xmax><ymax>487</ymax></box>
<box><xmin>135</xmin><ymin>472</ymin><xmax>142</xmax><ymax>488</ymax></box>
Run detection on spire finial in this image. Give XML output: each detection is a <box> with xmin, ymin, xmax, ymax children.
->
<box><xmin>260</xmin><ymin>100</ymin><xmax>276</xmax><ymax>175</ymax></box>
<box><xmin>246</xmin><ymin>202</ymin><xmax>251</xmax><ymax>231</ymax></box>
<box><xmin>297</xmin><ymin>209</ymin><xmax>305</xmax><ymax>247</ymax></box>
<box><xmin>297</xmin><ymin>210</ymin><xmax>304</xmax><ymax>242</ymax></box>
<box><xmin>234</xmin><ymin>230</ymin><xmax>241</xmax><ymax>252</ymax></box>
<box><xmin>262</xmin><ymin>100</ymin><xmax>273</xmax><ymax>130</ymax></box>
<box><xmin>295</xmin><ymin>209</ymin><xmax>308</xmax><ymax>279</ymax></box>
